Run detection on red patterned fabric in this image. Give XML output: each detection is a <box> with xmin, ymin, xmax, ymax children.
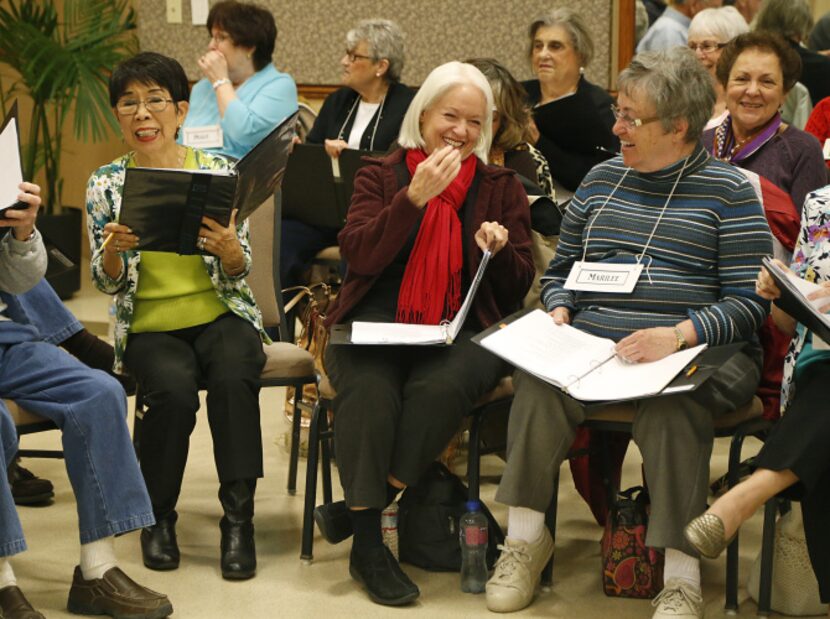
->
<box><xmin>396</xmin><ymin>149</ymin><xmax>476</xmax><ymax>325</ymax></box>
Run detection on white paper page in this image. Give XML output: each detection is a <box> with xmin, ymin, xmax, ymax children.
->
<box><xmin>190</xmin><ymin>0</ymin><xmax>208</xmax><ymax>24</ymax></box>
<box><xmin>351</xmin><ymin>322</ymin><xmax>443</xmax><ymax>345</ymax></box>
<box><xmin>478</xmin><ymin>309</ymin><xmax>615</xmax><ymax>388</ymax></box>
<box><xmin>782</xmin><ymin>269</ymin><xmax>830</xmax><ymax>326</ymax></box>
<box><xmin>446</xmin><ymin>250</ymin><xmax>491</xmax><ymax>341</ymax></box>
<box><xmin>568</xmin><ymin>344</ymin><xmax>705</xmax><ymax>402</ymax></box>
<box><xmin>0</xmin><ymin>117</ymin><xmax>23</xmax><ymax>210</ymax></box>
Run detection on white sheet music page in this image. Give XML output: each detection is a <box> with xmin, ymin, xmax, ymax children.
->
<box><xmin>477</xmin><ymin>309</ymin><xmax>616</xmax><ymax>387</ymax></box>
<box><xmin>350</xmin><ymin>250</ymin><xmax>492</xmax><ymax>345</ymax></box>
<box><xmin>0</xmin><ymin>115</ymin><xmax>23</xmax><ymax>210</ymax></box>
<box><xmin>568</xmin><ymin>344</ymin><xmax>705</xmax><ymax>401</ymax></box>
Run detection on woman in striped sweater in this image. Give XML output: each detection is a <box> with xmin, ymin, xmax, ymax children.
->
<box><xmin>486</xmin><ymin>47</ymin><xmax>773</xmax><ymax>618</ymax></box>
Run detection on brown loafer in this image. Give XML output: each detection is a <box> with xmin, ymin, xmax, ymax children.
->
<box><xmin>0</xmin><ymin>585</ymin><xmax>45</xmax><ymax>619</ymax></box>
<box><xmin>66</xmin><ymin>566</ymin><xmax>173</xmax><ymax>619</ymax></box>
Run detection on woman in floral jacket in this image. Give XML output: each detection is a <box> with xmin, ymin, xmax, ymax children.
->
<box><xmin>85</xmin><ymin>52</ymin><xmax>266</xmax><ymax>582</ymax></box>
<box><xmin>685</xmin><ymin>185</ymin><xmax>830</xmax><ymax>609</ymax></box>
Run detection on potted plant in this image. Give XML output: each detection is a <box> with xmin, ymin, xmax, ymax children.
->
<box><xmin>0</xmin><ymin>0</ymin><xmax>136</xmax><ymax>297</ymax></box>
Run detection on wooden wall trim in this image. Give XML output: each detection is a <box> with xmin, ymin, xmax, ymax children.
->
<box><xmin>297</xmin><ymin>84</ymin><xmax>339</xmax><ymax>100</ymax></box>
<box><xmin>618</xmin><ymin>0</ymin><xmax>636</xmax><ymax>74</ymax></box>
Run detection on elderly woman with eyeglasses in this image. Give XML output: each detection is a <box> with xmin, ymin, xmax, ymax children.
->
<box><xmin>86</xmin><ymin>52</ymin><xmax>267</xmax><ymax>582</ymax></box>
<box><xmin>180</xmin><ymin>0</ymin><xmax>297</xmax><ymax>160</ymax></box>
<box><xmin>687</xmin><ymin>7</ymin><xmax>748</xmax><ymax>129</ymax></box>
<box><xmin>281</xmin><ymin>19</ymin><xmax>415</xmax><ymax>292</ymax></box>
<box><xmin>486</xmin><ymin>48</ymin><xmax>772</xmax><ymax>617</ymax></box>
<box><xmin>522</xmin><ymin>8</ymin><xmax>618</xmax><ymax>201</ymax></box>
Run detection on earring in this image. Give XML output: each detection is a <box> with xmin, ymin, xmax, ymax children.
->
<box><xmin>247</xmin><ymin>52</ymin><xmax>252</xmax><ymax>59</ymax></box>
<box><xmin>579</xmin><ymin>66</ymin><xmax>585</xmax><ymax>74</ymax></box>
<box><xmin>376</xmin><ymin>73</ymin><xmax>381</xmax><ymax>77</ymax></box>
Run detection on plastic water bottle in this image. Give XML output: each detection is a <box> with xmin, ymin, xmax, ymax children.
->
<box><xmin>460</xmin><ymin>500</ymin><xmax>489</xmax><ymax>593</ymax></box>
<box><xmin>381</xmin><ymin>501</ymin><xmax>399</xmax><ymax>560</ymax></box>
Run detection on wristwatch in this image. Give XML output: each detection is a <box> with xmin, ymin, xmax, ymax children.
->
<box><xmin>673</xmin><ymin>326</ymin><xmax>688</xmax><ymax>351</ymax></box>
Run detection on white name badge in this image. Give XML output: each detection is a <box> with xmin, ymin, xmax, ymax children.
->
<box><xmin>823</xmin><ymin>138</ymin><xmax>830</xmax><ymax>161</ymax></box>
<box><xmin>563</xmin><ymin>261</ymin><xmax>643</xmax><ymax>294</ymax></box>
<box><xmin>181</xmin><ymin>125</ymin><xmax>223</xmax><ymax>149</ymax></box>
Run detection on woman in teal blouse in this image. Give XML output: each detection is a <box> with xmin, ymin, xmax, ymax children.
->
<box><xmin>179</xmin><ymin>0</ymin><xmax>297</xmax><ymax>160</ymax></box>
<box><xmin>86</xmin><ymin>52</ymin><xmax>266</xmax><ymax>582</ymax></box>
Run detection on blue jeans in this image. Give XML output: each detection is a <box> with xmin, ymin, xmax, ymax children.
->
<box><xmin>0</xmin><ymin>404</ymin><xmax>24</xmax><ymax>556</ymax></box>
<box><xmin>0</xmin><ymin>279</ymin><xmax>83</xmax><ymax>345</ymax></box>
<box><xmin>0</xmin><ymin>322</ymin><xmax>153</xmax><ymax>556</ymax></box>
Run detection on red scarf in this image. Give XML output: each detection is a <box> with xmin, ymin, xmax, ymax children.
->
<box><xmin>396</xmin><ymin>149</ymin><xmax>477</xmax><ymax>324</ymax></box>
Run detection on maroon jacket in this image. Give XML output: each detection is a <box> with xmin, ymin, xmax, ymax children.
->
<box><xmin>325</xmin><ymin>149</ymin><xmax>534</xmax><ymax>328</ymax></box>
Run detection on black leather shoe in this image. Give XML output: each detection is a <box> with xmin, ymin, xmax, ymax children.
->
<box><xmin>349</xmin><ymin>545</ymin><xmax>419</xmax><ymax>606</ymax></box>
<box><xmin>8</xmin><ymin>460</ymin><xmax>53</xmax><ymax>506</ymax></box>
<box><xmin>0</xmin><ymin>585</ymin><xmax>45</xmax><ymax>619</ymax></box>
<box><xmin>220</xmin><ymin>517</ymin><xmax>256</xmax><ymax>580</ymax></box>
<box><xmin>140</xmin><ymin>513</ymin><xmax>180</xmax><ymax>571</ymax></box>
<box><xmin>314</xmin><ymin>500</ymin><xmax>353</xmax><ymax>544</ymax></box>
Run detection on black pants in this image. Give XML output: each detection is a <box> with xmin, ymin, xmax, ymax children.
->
<box><xmin>326</xmin><ymin>330</ymin><xmax>507</xmax><ymax>509</ymax></box>
<box><xmin>125</xmin><ymin>313</ymin><xmax>266</xmax><ymax>518</ymax></box>
<box><xmin>755</xmin><ymin>360</ymin><xmax>830</xmax><ymax>602</ymax></box>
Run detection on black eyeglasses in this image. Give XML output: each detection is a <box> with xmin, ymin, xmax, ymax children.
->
<box><xmin>116</xmin><ymin>96</ymin><xmax>174</xmax><ymax>116</ymax></box>
<box><xmin>344</xmin><ymin>49</ymin><xmax>372</xmax><ymax>63</ymax></box>
<box><xmin>610</xmin><ymin>104</ymin><xmax>660</xmax><ymax>130</ymax></box>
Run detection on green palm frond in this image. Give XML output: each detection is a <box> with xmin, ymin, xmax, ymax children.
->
<box><xmin>0</xmin><ymin>0</ymin><xmax>136</xmax><ymax>211</ymax></box>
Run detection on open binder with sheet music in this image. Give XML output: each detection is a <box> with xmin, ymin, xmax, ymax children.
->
<box><xmin>763</xmin><ymin>256</ymin><xmax>830</xmax><ymax>345</ymax></box>
<box><xmin>117</xmin><ymin>111</ymin><xmax>298</xmax><ymax>255</ymax></box>
<box><xmin>0</xmin><ymin>102</ymin><xmax>29</xmax><ymax>214</ymax></box>
<box><xmin>281</xmin><ymin>144</ymin><xmax>380</xmax><ymax>229</ymax></box>
<box><xmin>472</xmin><ymin>309</ymin><xmax>736</xmax><ymax>404</ymax></box>
<box><xmin>330</xmin><ymin>250</ymin><xmax>492</xmax><ymax>346</ymax></box>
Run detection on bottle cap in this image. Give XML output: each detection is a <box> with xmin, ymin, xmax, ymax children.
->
<box><xmin>465</xmin><ymin>500</ymin><xmax>481</xmax><ymax>512</ymax></box>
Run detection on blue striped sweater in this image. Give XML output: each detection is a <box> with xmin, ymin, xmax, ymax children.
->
<box><xmin>541</xmin><ymin>145</ymin><xmax>773</xmax><ymax>345</ymax></box>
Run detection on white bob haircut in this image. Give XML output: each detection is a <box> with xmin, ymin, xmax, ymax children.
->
<box><xmin>398</xmin><ymin>61</ymin><xmax>494</xmax><ymax>163</ymax></box>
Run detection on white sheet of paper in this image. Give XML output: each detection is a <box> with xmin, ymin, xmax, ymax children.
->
<box><xmin>190</xmin><ymin>0</ymin><xmax>208</xmax><ymax>24</ymax></box>
<box><xmin>564</xmin><ymin>261</ymin><xmax>643</xmax><ymax>293</ymax></box>
<box><xmin>0</xmin><ymin>116</ymin><xmax>23</xmax><ymax>210</ymax></box>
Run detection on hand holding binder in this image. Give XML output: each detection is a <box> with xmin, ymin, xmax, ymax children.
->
<box><xmin>117</xmin><ymin>111</ymin><xmax>297</xmax><ymax>255</ymax></box>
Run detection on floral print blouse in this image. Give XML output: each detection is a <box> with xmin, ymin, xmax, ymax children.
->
<box><xmin>85</xmin><ymin>147</ymin><xmax>266</xmax><ymax>374</ymax></box>
<box><xmin>780</xmin><ymin>185</ymin><xmax>830</xmax><ymax>413</ymax></box>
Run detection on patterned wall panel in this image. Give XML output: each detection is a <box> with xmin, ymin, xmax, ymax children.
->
<box><xmin>138</xmin><ymin>0</ymin><xmax>614</xmax><ymax>89</ymax></box>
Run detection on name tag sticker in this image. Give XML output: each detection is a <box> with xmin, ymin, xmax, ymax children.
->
<box><xmin>564</xmin><ymin>261</ymin><xmax>643</xmax><ymax>294</ymax></box>
<box><xmin>824</xmin><ymin>139</ymin><xmax>830</xmax><ymax>160</ymax></box>
<box><xmin>181</xmin><ymin>125</ymin><xmax>223</xmax><ymax>149</ymax></box>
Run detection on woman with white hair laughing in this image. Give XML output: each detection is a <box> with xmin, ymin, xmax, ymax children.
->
<box><xmin>317</xmin><ymin>60</ymin><xmax>534</xmax><ymax>606</ymax></box>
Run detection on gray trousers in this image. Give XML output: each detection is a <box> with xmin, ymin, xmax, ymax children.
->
<box><xmin>495</xmin><ymin>347</ymin><xmax>761</xmax><ymax>555</ymax></box>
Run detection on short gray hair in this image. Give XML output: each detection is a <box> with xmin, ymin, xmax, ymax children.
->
<box><xmin>689</xmin><ymin>6</ymin><xmax>749</xmax><ymax>42</ymax></box>
<box><xmin>617</xmin><ymin>47</ymin><xmax>715</xmax><ymax>144</ymax></box>
<box><xmin>345</xmin><ymin>19</ymin><xmax>406</xmax><ymax>83</ymax></box>
<box><xmin>528</xmin><ymin>8</ymin><xmax>594</xmax><ymax>67</ymax></box>
<box><xmin>754</xmin><ymin>0</ymin><xmax>813</xmax><ymax>43</ymax></box>
<box><xmin>398</xmin><ymin>61</ymin><xmax>494</xmax><ymax>163</ymax></box>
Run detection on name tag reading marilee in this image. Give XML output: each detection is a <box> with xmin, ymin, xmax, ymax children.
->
<box><xmin>181</xmin><ymin>125</ymin><xmax>223</xmax><ymax>149</ymax></box>
<box><xmin>563</xmin><ymin>261</ymin><xmax>643</xmax><ymax>294</ymax></box>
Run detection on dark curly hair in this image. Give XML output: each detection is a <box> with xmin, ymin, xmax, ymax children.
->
<box><xmin>109</xmin><ymin>51</ymin><xmax>190</xmax><ymax>106</ymax></box>
<box><xmin>715</xmin><ymin>31</ymin><xmax>802</xmax><ymax>93</ymax></box>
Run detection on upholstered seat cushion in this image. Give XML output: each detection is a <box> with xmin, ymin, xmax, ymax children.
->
<box><xmin>4</xmin><ymin>399</ymin><xmax>46</xmax><ymax>426</ymax></box>
<box><xmin>584</xmin><ymin>396</ymin><xmax>763</xmax><ymax>430</ymax></box>
<box><xmin>260</xmin><ymin>342</ymin><xmax>316</xmax><ymax>379</ymax></box>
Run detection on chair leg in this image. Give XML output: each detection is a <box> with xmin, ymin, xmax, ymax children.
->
<box><xmin>319</xmin><ymin>405</ymin><xmax>333</xmax><ymax>505</ymax></box>
<box><xmin>287</xmin><ymin>385</ymin><xmax>303</xmax><ymax>495</ymax></box>
<box><xmin>756</xmin><ymin>498</ymin><xmax>778</xmax><ymax>617</ymax></box>
<box><xmin>301</xmin><ymin>399</ymin><xmax>323</xmax><ymax>563</ymax></box>
<box><xmin>467</xmin><ymin>410</ymin><xmax>483</xmax><ymax>502</ymax></box>
<box><xmin>541</xmin><ymin>472</ymin><xmax>560</xmax><ymax>589</ymax></box>
<box><xmin>724</xmin><ymin>430</ymin><xmax>748</xmax><ymax>613</ymax></box>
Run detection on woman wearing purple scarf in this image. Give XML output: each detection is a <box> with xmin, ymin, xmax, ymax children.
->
<box><xmin>703</xmin><ymin>30</ymin><xmax>827</xmax><ymax>419</ymax></box>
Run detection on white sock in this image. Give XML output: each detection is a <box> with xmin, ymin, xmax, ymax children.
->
<box><xmin>80</xmin><ymin>537</ymin><xmax>117</xmax><ymax>580</ymax></box>
<box><xmin>663</xmin><ymin>548</ymin><xmax>701</xmax><ymax>591</ymax></box>
<box><xmin>0</xmin><ymin>559</ymin><xmax>16</xmax><ymax>589</ymax></box>
<box><xmin>507</xmin><ymin>506</ymin><xmax>545</xmax><ymax>544</ymax></box>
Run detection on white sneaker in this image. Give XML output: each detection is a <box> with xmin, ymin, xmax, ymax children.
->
<box><xmin>485</xmin><ymin>529</ymin><xmax>554</xmax><ymax>613</ymax></box>
<box><xmin>651</xmin><ymin>579</ymin><xmax>704</xmax><ymax>618</ymax></box>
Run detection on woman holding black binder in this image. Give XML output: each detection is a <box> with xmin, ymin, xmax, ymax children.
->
<box><xmin>281</xmin><ymin>19</ymin><xmax>415</xmax><ymax>292</ymax></box>
<box><xmin>85</xmin><ymin>52</ymin><xmax>266</xmax><ymax>581</ymax></box>
<box><xmin>685</xmin><ymin>186</ymin><xmax>830</xmax><ymax>612</ymax></box>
